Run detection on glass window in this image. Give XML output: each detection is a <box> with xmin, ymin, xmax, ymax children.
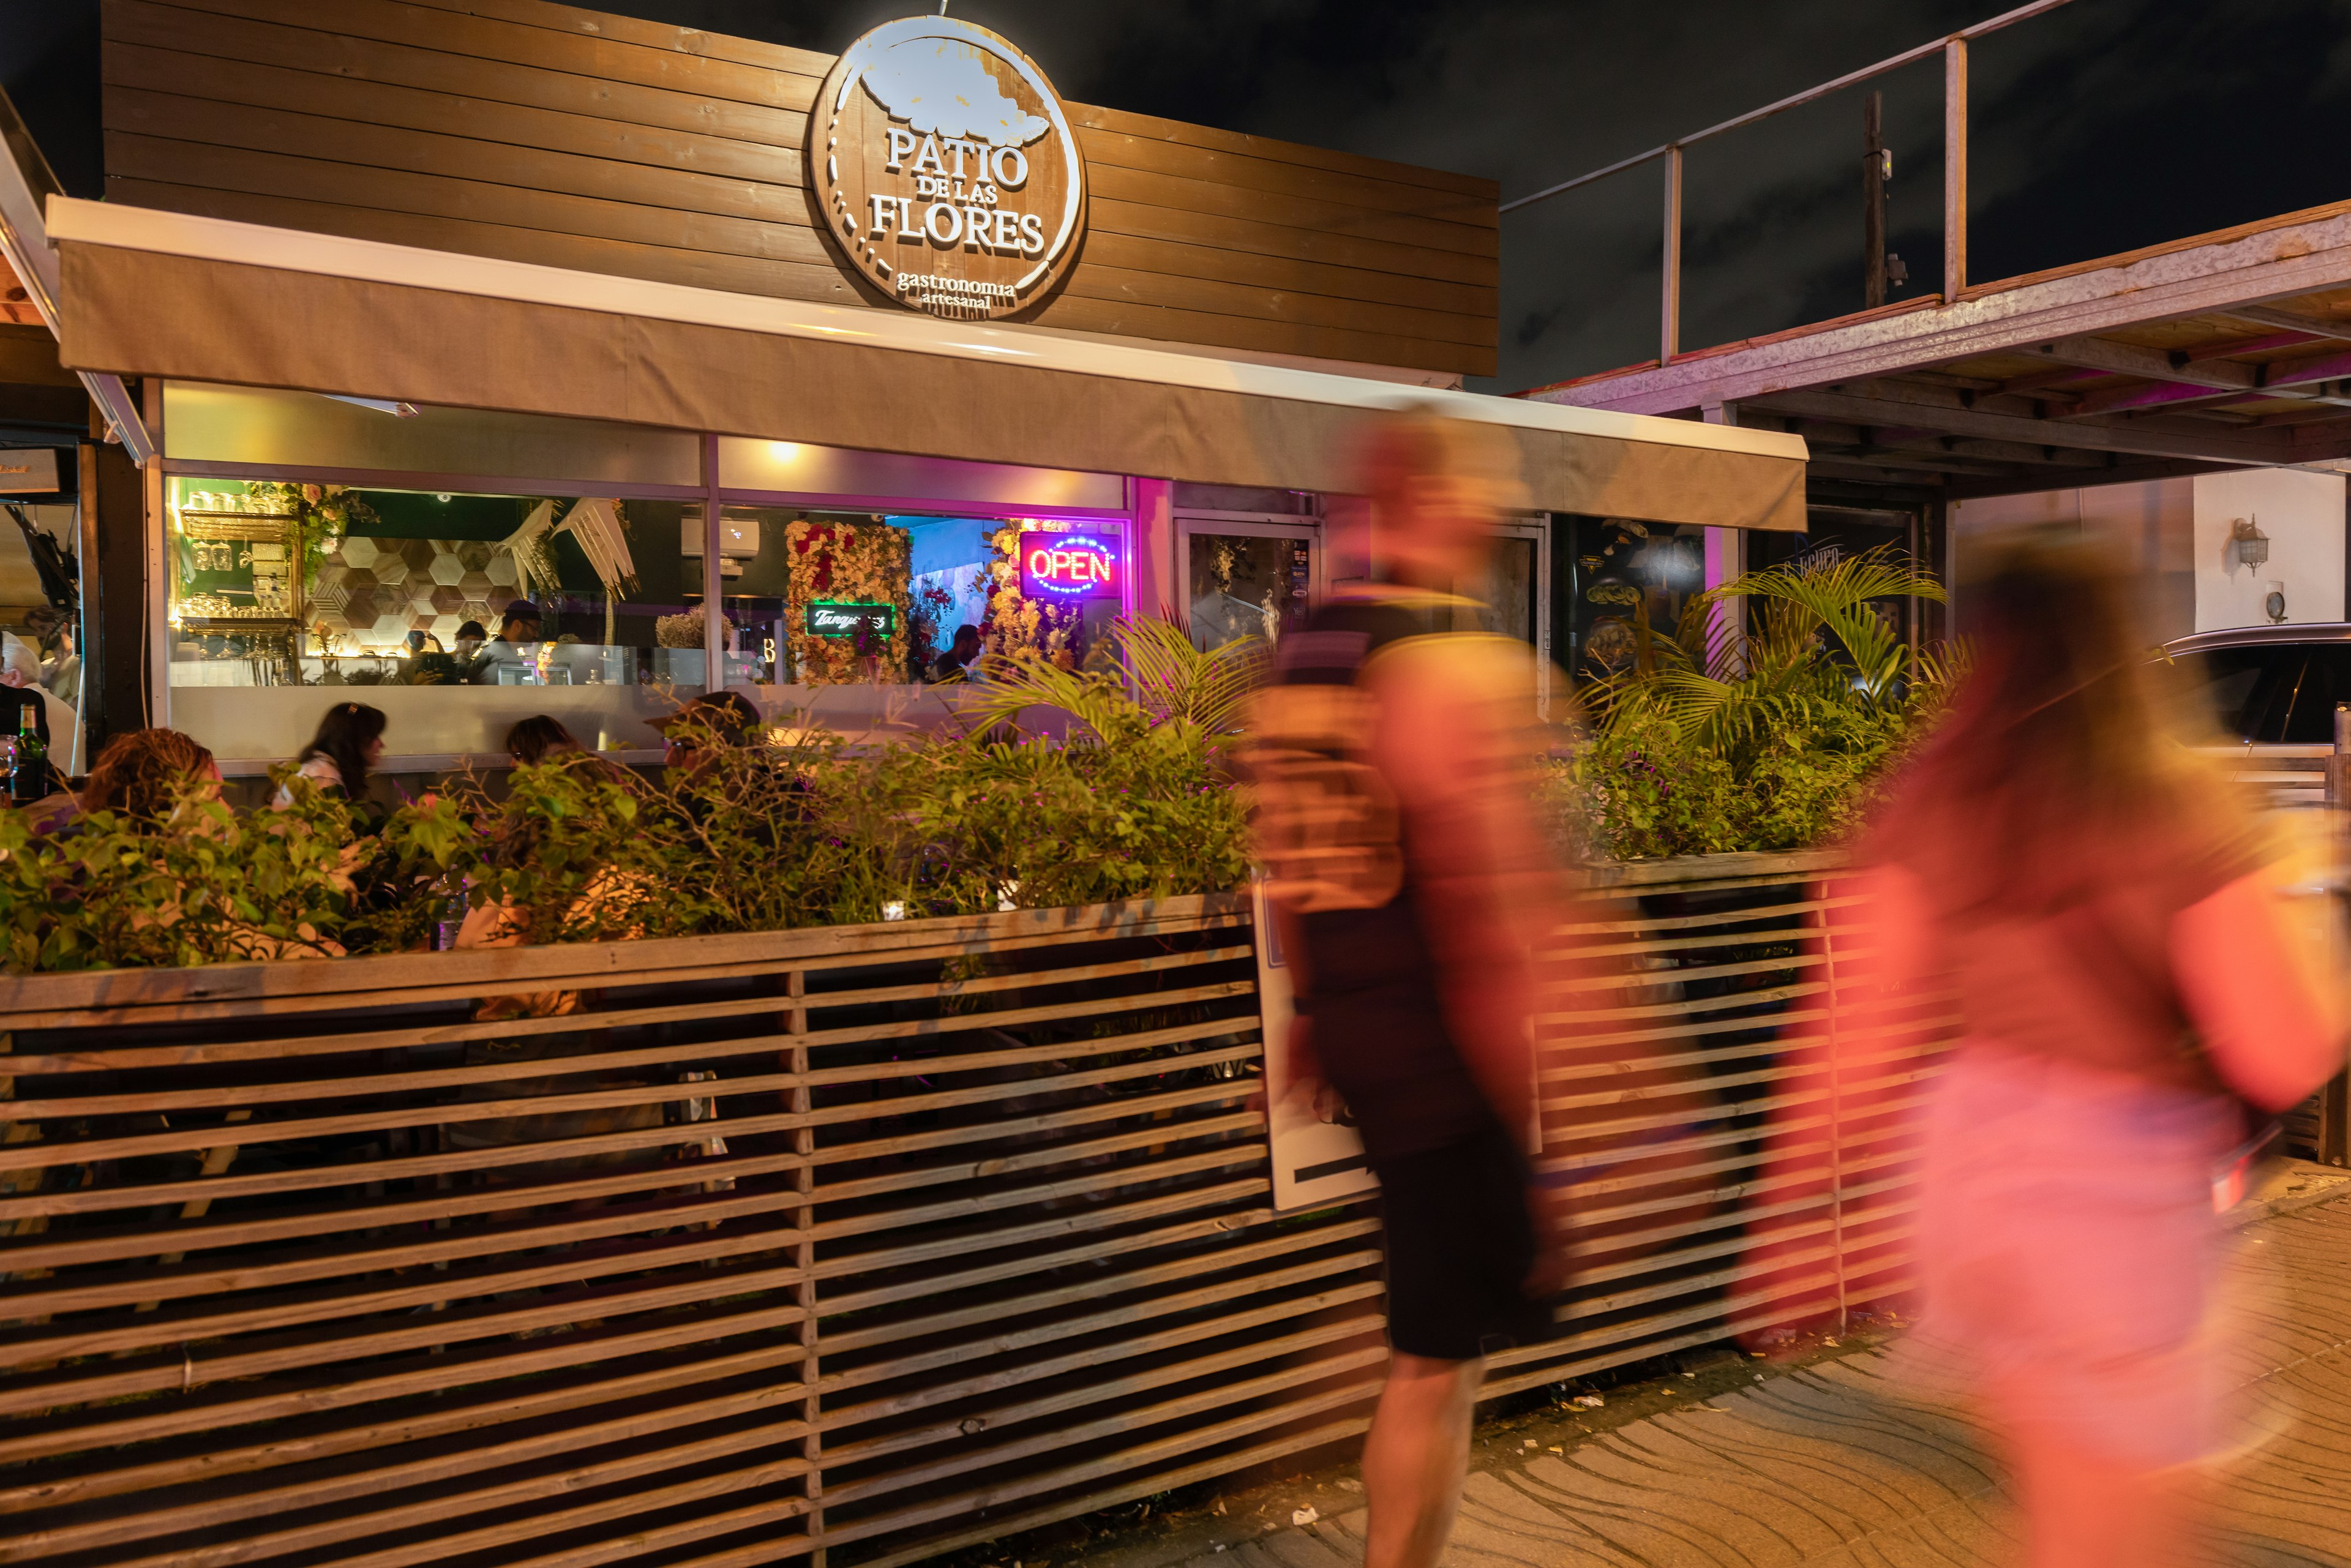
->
<box><xmin>1559</xmin><ymin>517</ymin><xmax>1706</xmax><ymax>683</ymax></box>
<box><xmin>165</xmin><ymin>477</ymin><xmax>700</xmax><ymax>765</ymax></box>
<box><xmin>711</xmin><ymin>510</ymin><xmax>1127</xmax><ymax>731</ymax></box>
<box><xmin>1185</xmin><ymin>531</ymin><xmax>1312</xmax><ymax>652</ymax></box>
<box><xmin>2172</xmin><ymin>643</ymin><xmax>2351</xmax><ymax>745</ymax></box>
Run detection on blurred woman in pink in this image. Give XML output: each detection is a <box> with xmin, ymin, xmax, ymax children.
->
<box><xmin>1864</xmin><ymin>538</ymin><xmax>2344</xmax><ymax>1568</ymax></box>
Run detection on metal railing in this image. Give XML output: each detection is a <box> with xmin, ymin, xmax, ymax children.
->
<box><xmin>1499</xmin><ymin>0</ymin><xmax>2077</xmax><ymax>369</ymax></box>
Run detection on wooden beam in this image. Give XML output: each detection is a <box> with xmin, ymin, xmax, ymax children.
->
<box><xmin>1809</xmin><ymin>457</ymin><xmax>1949</xmax><ymax>487</ymax></box>
<box><xmin>1745</xmin><ymin>385</ymin><xmax>2292</xmax><ymax>466</ymax></box>
<box><xmin>2017</xmin><ymin>336</ymin><xmax>2255</xmax><ymax>391</ymax></box>
<box><xmin>1993</xmin><ymin>367</ymin><xmax>2093</xmax><ymax>400</ymax></box>
<box><xmin>2226</xmin><ymin>304</ymin><xmax>2351</xmax><ymax>342</ymax></box>
<box><xmin>1788</xmin><ymin>416</ymin><xmax>2110</xmax><ymax>467</ymax></box>
<box><xmin>1528</xmin><ymin>202</ymin><xmax>2351</xmax><ymax>415</ymax></box>
<box><xmin>1810</xmin><ymin>444</ymin><xmax>2014</xmax><ymax>476</ymax></box>
<box><xmin>2064</xmin><ymin>378</ymin><xmax>2270</xmax><ymax>419</ymax></box>
<box><xmin>1944</xmin><ymin>454</ymin><xmax>2238</xmax><ymax>499</ymax></box>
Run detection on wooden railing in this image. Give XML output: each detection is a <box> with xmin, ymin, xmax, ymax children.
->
<box><xmin>0</xmin><ymin>866</ymin><xmax>1949</xmax><ymax>1568</ymax></box>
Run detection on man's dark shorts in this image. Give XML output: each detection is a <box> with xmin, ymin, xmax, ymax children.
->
<box><xmin>1373</xmin><ymin>1122</ymin><xmax>1553</xmax><ymax>1362</ymax></box>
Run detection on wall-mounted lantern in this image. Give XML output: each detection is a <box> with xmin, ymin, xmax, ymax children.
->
<box><xmin>2229</xmin><ymin>517</ymin><xmax>2270</xmax><ymax>571</ymax></box>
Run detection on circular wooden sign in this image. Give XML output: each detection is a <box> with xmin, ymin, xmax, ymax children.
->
<box><xmin>809</xmin><ymin>17</ymin><xmax>1087</xmax><ymax>321</ymax></box>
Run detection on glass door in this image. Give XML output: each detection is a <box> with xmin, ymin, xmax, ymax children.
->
<box><xmin>1484</xmin><ymin>519</ymin><xmax>1552</xmax><ymax>717</ymax></box>
<box><xmin>1177</xmin><ymin>517</ymin><xmax>1321</xmax><ymax>653</ymax></box>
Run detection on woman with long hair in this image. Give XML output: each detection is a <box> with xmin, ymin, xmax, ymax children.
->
<box><xmin>1865</xmin><ymin>538</ymin><xmax>2345</xmax><ymax>1567</ymax></box>
<box><xmin>277</xmin><ymin>700</ymin><xmax>387</xmax><ymax>814</ymax></box>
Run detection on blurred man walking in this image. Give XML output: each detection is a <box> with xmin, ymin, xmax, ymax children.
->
<box><xmin>1247</xmin><ymin>409</ymin><xmax>1570</xmax><ymax>1568</ymax></box>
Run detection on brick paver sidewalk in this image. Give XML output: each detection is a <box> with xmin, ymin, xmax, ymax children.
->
<box><xmin>1144</xmin><ymin>1173</ymin><xmax>2351</xmax><ymax>1568</ymax></box>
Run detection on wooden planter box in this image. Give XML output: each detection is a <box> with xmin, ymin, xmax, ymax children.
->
<box><xmin>0</xmin><ymin>863</ymin><xmax>1944</xmax><ymax>1568</ymax></box>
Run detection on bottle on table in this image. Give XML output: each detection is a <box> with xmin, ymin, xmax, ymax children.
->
<box><xmin>8</xmin><ymin>705</ymin><xmax>47</xmax><ymax>805</ymax></box>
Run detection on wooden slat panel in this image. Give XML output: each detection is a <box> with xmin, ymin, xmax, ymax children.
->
<box><xmin>0</xmin><ymin>877</ymin><xmax>1945</xmax><ymax>1568</ymax></box>
<box><xmin>110</xmin><ymin>94</ymin><xmax>823</xmax><ymax>236</ymax></box>
<box><xmin>1056</xmin><ymin>260</ymin><xmax>1494</xmax><ymax>350</ymax></box>
<box><xmin>105</xmin><ymin>0</ymin><xmax>814</xmax><ymax>148</ymax></box>
<box><xmin>1078</xmin><ymin>227</ymin><xmax>1496</xmax><ymax>320</ymax></box>
<box><xmin>399</xmin><ymin>0</ymin><xmax>835</xmax><ymax>78</ymax></box>
<box><xmin>0</xmin><ymin>894</ymin><xmax>1242</xmax><ymax>1019</ymax></box>
<box><xmin>1069</xmin><ymin>102</ymin><xmax>1496</xmax><ymax>201</ymax></box>
<box><xmin>104</xmin><ymin>42</ymin><xmax>803</xmax><ymax>187</ymax></box>
<box><xmin>1074</xmin><ymin>126</ymin><xmax>1497</xmax><ymax>231</ymax></box>
<box><xmin>99</xmin><ymin>0</ymin><xmax>1499</xmax><ymax>375</ymax></box>
<box><xmin>1084</xmin><ymin>161</ymin><xmax>1496</xmax><ymax>260</ymax></box>
<box><xmin>1031</xmin><ymin>291</ymin><xmax>1492</xmax><ymax>378</ymax></box>
<box><xmin>127</xmin><ymin>0</ymin><xmax>822</xmax><ymax>113</ymax></box>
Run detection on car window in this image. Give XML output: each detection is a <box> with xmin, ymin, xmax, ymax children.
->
<box><xmin>2281</xmin><ymin>645</ymin><xmax>2351</xmax><ymax>743</ymax></box>
<box><xmin>2172</xmin><ymin>646</ymin><xmax>2297</xmax><ymax>741</ymax></box>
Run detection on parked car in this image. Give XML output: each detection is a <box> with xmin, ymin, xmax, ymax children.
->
<box><xmin>2162</xmin><ymin>623</ymin><xmax>2351</xmax><ymax>745</ymax></box>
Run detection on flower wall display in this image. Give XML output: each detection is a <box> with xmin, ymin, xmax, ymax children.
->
<box><xmin>782</xmin><ymin>518</ymin><xmax>914</xmax><ymax>683</ymax></box>
<box><xmin>907</xmin><ymin>582</ymin><xmax>956</xmax><ymax>673</ymax></box>
<box><xmin>980</xmin><ymin>520</ymin><xmax>1081</xmax><ymax>667</ymax></box>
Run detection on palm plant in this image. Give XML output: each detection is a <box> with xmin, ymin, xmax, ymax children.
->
<box><xmin>955</xmin><ymin>615</ymin><xmax>1265</xmax><ymax>749</ymax></box>
<box><xmin>1589</xmin><ymin>544</ymin><xmax>1953</xmax><ymax>754</ymax></box>
<box><xmin>1570</xmin><ymin>545</ymin><xmax>1960</xmax><ymax>859</ymax></box>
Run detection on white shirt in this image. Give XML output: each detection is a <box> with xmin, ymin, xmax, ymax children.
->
<box><xmin>273</xmin><ymin>752</ymin><xmax>343</xmax><ymax>807</ymax></box>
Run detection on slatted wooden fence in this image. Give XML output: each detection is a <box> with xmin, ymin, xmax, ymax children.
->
<box><xmin>0</xmin><ymin>865</ymin><xmax>1949</xmax><ymax>1568</ymax></box>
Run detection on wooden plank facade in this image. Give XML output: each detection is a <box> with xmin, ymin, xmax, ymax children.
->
<box><xmin>0</xmin><ymin>869</ymin><xmax>1946</xmax><ymax>1568</ymax></box>
<box><xmin>97</xmin><ymin>0</ymin><xmax>1501</xmax><ymax>379</ymax></box>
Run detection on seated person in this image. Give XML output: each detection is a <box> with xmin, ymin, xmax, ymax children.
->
<box><xmin>42</xmin><ymin>623</ymin><xmax>80</xmax><ymax>700</ymax></box>
<box><xmin>470</xmin><ymin>602</ymin><xmax>544</xmax><ymax>685</ymax></box>
<box><xmin>451</xmin><ymin>619</ymin><xmax>488</xmax><ymax>664</ymax></box>
<box><xmin>276</xmin><ymin>701</ymin><xmax>388</xmax><ymax>831</ymax></box>
<box><xmin>81</xmin><ymin>728</ymin><xmax>220</xmax><ymax>819</ymax></box>
<box><xmin>659</xmin><ymin>689</ymin><xmax>764</xmax><ymax>770</ymax></box>
<box><xmin>506</xmin><ymin>713</ymin><xmax>585</xmax><ymax>768</ymax></box>
<box><xmin>1</xmin><ymin>631</ymin><xmax>78</xmax><ymax>779</ymax></box>
<box><xmin>931</xmin><ymin>623</ymin><xmax>983</xmax><ymax>681</ymax></box>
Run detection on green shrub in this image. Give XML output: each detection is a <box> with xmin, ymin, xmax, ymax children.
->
<box><xmin>0</xmin><ymin>779</ymin><xmax>362</xmax><ymax>971</ymax></box>
<box><xmin>1567</xmin><ymin>546</ymin><xmax>1957</xmax><ymax>860</ymax></box>
<box><xmin>0</xmin><ymin>618</ymin><xmax>1257</xmax><ymax>973</ymax></box>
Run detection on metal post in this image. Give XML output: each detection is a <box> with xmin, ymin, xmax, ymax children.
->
<box><xmin>1660</xmin><ymin>144</ymin><xmax>1682</xmax><ymax>365</ymax></box>
<box><xmin>1943</xmin><ymin>39</ymin><xmax>1968</xmax><ymax>305</ymax></box>
<box><xmin>1862</xmin><ymin>91</ymin><xmax>1887</xmax><ymax>309</ymax></box>
<box><xmin>701</xmin><ymin>433</ymin><xmax>726</xmax><ymax>694</ymax></box>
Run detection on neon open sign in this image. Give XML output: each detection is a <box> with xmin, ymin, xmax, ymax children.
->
<box><xmin>1019</xmin><ymin>532</ymin><xmax>1119</xmax><ymax>599</ymax></box>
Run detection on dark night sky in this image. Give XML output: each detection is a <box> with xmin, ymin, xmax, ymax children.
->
<box><xmin>11</xmin><ymin>1</ymin><xmax>2351</xmax><ymax>391</ymax></box>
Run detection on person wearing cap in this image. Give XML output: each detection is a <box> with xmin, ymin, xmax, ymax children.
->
<box><xmin>470</xmin><ymin>602</ymin><xmax>545</xmax><ymax>685</ymax></box>
<box><xmin>1</xmin><ymin>630</ymin><xmax>79</xmax><ymax>776</ymax></box>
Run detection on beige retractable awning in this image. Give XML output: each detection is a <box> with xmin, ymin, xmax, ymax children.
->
<box><xmin>48</xmin><ymin>199</ymin><xmax>1807</xmax><ymax>530</ymax></box>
